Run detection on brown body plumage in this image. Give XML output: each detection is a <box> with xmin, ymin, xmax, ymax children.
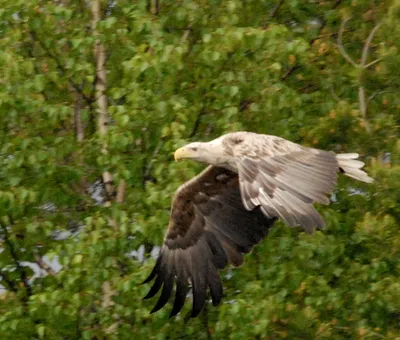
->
<box><xmin>144</xmin><ymin>131</ymin><xmax>373</xmax><ymax>318</ymax></box>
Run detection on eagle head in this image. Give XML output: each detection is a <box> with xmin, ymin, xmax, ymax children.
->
<box><xmin>174</xmin><ymin>142</ymin><xmax>204</xmax><ymax>162</ymax></box>
<box><xmin>174</xmin><ymin>136</ymin><xmax>231</xmax><ymax>166</ymax></box>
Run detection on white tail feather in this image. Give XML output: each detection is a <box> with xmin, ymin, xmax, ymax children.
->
<box><xmin>337</xmin><ymin>153</ymin><xmax>373</xmax><ymax>183</ymax></box>
<box><xmin>336</xmin><ymin>153</ymin><xmax>359</xmax><ymax>160</ymax></box>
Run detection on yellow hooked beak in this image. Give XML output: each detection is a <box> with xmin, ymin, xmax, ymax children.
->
<box><xmin>174</xmin><ymin>147</ymin><xmax>192</xmax><ymax>161</ymax></box>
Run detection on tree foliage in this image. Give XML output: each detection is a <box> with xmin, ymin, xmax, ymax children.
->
<box><xmin>0</xmin><ymin>0</ymin><xmax>399</xmax><ymax>339</ymax></box>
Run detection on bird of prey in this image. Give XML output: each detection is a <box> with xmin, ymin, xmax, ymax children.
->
<box><xmin>143</xmin><ymin>131</ymin><xmax>373</xmax><ymax>318</ymax></box>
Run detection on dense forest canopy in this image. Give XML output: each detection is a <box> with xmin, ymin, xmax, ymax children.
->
<box><xmin>0</xmin><ymin>0</ymin><xmax>399</xmax><ymax>339</ymax></box>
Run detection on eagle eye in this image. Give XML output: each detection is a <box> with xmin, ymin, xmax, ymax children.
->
<box><xmin>191</xmin><ymin>147</ymin><xmax>198</xmax><ymax>151</ymax></box>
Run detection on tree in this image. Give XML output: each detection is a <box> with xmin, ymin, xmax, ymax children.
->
<box><xmin>0</xmin><ymin>0</ymin><xmax>399</xmax><ymax>338</ymax></box>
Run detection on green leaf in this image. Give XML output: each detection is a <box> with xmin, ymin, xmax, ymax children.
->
<box><xmin>8</xmin><ymin>176</ymin><xmax>21</xmax><ymax>186</ymax></box>
<box><xmin>37</xmin><ymin>325</ymin><xmax>45</xmax><ymax>338</ymax></box>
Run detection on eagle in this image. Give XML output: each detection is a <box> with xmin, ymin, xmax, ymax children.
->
<box><xmin>143</xmin><ymin>131</ymin><xmax>373</xmax><ymax>318</ymax></box>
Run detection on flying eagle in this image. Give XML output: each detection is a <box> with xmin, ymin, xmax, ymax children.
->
<box><xmin>143</xmin><ymin>131</ymin><xmax>373</xmax><ymax>318</ymax></box>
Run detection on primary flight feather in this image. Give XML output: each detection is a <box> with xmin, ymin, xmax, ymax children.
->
<box><xmin>143</xmin><ymin>131</ymin><xmax>373</xmax><ymax>318</ymax></box>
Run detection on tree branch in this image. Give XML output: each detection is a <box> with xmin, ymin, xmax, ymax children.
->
<box><xmin>368</xmin><ymin>89</ymin><xmax>395</xmax><ymax>104</ymax></box>
<box><xmin>189</xmin><ymin>107</ymin><xmax>206</xmax><ymax>138</ymax></box>
<box><xmin>337</xmin><ymin>18</ymin><xmax>358</xmax><ymax>67</ymax></box>
<box><xmin>309</xmin><ymin>0</ymin><xmax>343</xmax><ymax>44</ymax></box>
<box><xmin>270</xmin><ymin>0</ymin><xmax>285</xmax><ymax>18</ymax></box>
<box><xmin>116</xmin><ymin>180</ymin><xmax>127</xmax><ymax>204</ymax></box>
<box><xmin>181</xmin><ymin>23</ymin><xmax>193</xmax><ymax>43</ymax></box>
<box><xmin>360</xmin><ymin>24</ymin><xmax>380</xmax><ymax>66</ymax></box>
<box><xmin>280</xmin><ymin>64</ymin><xmax>299</xmax><ymax>81</ymax></box>
<box><xmin>72</xmin><ymin>85</ymin><xmax>89</xmax><ymax>195</ymax></box>
<box><xmin>101</xmin><ymin>280</ymin><xmax>114</xmax><ymax>308</ymax></box>
<box><xmin>34</xmin><ymin>255</ymin><xmax>57</xmax><ymax>277</ymax></box>
<box><xmin>150</xmin><ymin>0</ymin><xmax>160</xmax><ymax>15</ymax></box>
<box><xmin>28</xmin><ymin>30</ymin><xmax>94</xmax><ymax>107</ymax></box>
<box><xmin>73</xmin><ymin>89</ymin><xmax>85</xmax><ymax>142</ymax></box>
<box><xmin>0</xmin><ymin>270</ymin><xmax>18</xmax><ymax>293</ymax></box>
<box><xmin>364</xmin><ymin>58</ymin><xmax>381</xmax><ymax>69</ymax></box>
<box><xmin>0</xmin><ymin>222</ymin><xmax>32</xmax><ymax>300</ymax></box>
<box><xmin>262</xmin><ymin>0</ymin><xmax>285</xmax><ymax>28</ymax></box>
<box><xmin>358</xmin><ymin>86</ymin><xmax>370</xmax><ymax>132</ymax></box>
<box><xmin>144</xmin><ymin>139</ymin><xmax>164</xmax><ymax>183</ymax></box>
<box><xmin>337</xmin><ymin>19</ymin><xmax>381</xmax><ymax>133</ymax></box>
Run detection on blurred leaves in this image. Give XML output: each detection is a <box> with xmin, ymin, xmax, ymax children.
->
<box><xmin>0</xmin><ymin>0</ymin><xmax>399</xmax><ymax>339</ymax></box>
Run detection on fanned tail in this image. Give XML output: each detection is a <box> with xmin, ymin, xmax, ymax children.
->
<box><xmin>336</xmin><ymin>153</ymin><xmax>373</xmax><ymax>183</ymax></box>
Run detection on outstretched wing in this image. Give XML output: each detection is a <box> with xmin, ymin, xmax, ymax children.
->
<box><xmin>143</xmin><ymin>166</ymin><xmax>276</xmax><ymax>318</ymax></box>
<box><xmin>231</xmin><ymin>135</ymin><xmax>339</xmax><ymax>233</ymax></box>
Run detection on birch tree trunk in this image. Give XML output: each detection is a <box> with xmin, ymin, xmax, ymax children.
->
<box><xmin>92</xmin><ymin>0</ymin><xmax>115</xmax><ymax>204</ymax></box>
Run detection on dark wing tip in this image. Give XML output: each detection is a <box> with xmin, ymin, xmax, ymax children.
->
<box><xmin>191</xmin><ymin>304</ymin><xmax>204</xmax><ymax>318</ymax></box>
<box><xmin>143</xmin><ymin>275</ymin><xmax>163</xmax><ymax>300</ymax></box>
<box><xmin>150</xmin><ymin>273</ymin><xmax>174</xmax><ymax>313</ymax></box>
<box><xmin>169</xmin><ymin>281</ymin><xmax>189</xmax><ymax>318</ymax></box>
<box><xmin>142</xmin><ymin>271</ymin><xmax>156</xmax><ymax>285</ymax></box>
<box><xmin>208</xmin><ymin>264</ymin><xmax>223</xmax><ymax>306</ymax></box>
<box><xmin>142</xmin><ymin>254</ymin><xmax>163</xmax><ymax>285</ymax></box>
<box><xmin>191</xmin><ymin>289</ymin><xmax>207</xmax><ymax>317</ymax></box>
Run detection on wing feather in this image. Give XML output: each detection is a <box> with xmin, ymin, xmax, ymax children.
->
<box><xmin>190</xmin><ymin>239</ymin><xmax>208</xmax><ymax>317</ymax></box>
<box><xmin>170</xmin><ymin>280</ymin><xmax>189</xmax><ymax>318</ymax></box>
<box><xmin>204</xmin><ymin>230</ymin><xmax>228</xmax><ymax>269</ymax></box>
<box><xmin>151</xmin><ymin>269</ymin><xmax>174</xmax><ymax>313</ymax></box>
<box><xmin>143</xmin><ymin>166</ymin><xmax>276</xmax><ymax>317</ymax></box>
<box><xmin>231</xmin><ymin>134</ymin><xmax>339</xmax><ymax>231</ymax></box>
<box><xmin>207</xmin><ymin>262</ymin><xmax>223</xmax><ymax>306</ymax></box>
<box><xmin>144</xmin><ymin>271</ymin><xmax>164</xmax><ymax>300</ymax></box>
